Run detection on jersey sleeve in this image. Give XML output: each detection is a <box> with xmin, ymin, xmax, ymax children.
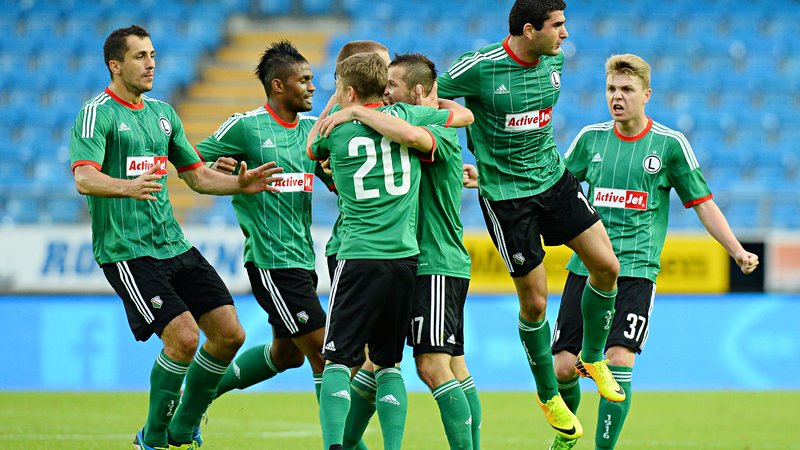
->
<box><xmin>166</xmin><ymin>106</ymin><xmax>203</xmax><ymax>172</ymax></box>
<box><xmin>665</xmin><ymin>133</ymin><xmax>713</xmax><ymax>208</ymax></box>
<box><xmin>421</xmin><ymin>125</ymin><xmax>458</xmax><ymax>162</ymax></box>
<box><xmin>563</xmin><ymin>128</ymin><xmax>592</xmax><ymax>181</ymax></box>
<box><xmin>437</xmin><ymin>50</ymin><xmax>483</xmax><ymax>99</ymax></box>
<box><xmin>69</xmin><ymin>104</ymin><xmax>114</xmax><ymax>172</ymax></box>
<box><xmin>309</xmin><ymin>134</ymin><xmax>330</xmax><ymax>161</ymax></box>
<box><xmin>196</xmin><ymin>114</ymin><xmax>248</xmax><ymax>163</ymax></box>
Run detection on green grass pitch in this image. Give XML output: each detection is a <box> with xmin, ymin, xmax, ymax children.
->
<box><xmin>1</xmin><ymin>391</ymin><xmax>797</xmax><ymax>449</ymax></box>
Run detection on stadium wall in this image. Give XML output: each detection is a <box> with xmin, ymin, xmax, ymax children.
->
<box><xmin>0</xmin><ymin>225</ymin><xmax>780</xmax><ymax>294</ymax></box>
<box><xmin>1</xmin><ymin>292</ymin><xmax>797</xmax><ymax>391</ymax></box>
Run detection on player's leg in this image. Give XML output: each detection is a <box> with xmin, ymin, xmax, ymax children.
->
<box><xmin>594</xmin><ymin>277</ymin><xmax>653</xmax><ymax>449</ymax></box>
<box><xmin>167</xmin><ymin>249</ymin><xmax>245</xmax><ymax>445</ymax></box>
<box><xmin>102</xmin><ymin>257</ymin><xmax>196</xmax><ymax>449</ymax></box>
<box><xmin>319</xmin><ymin>259</ymin><xmax>378</xmax><ymax>449</ymax></box>
<box><xmin>411</xmin><ymin>275</ymin><xmax>472</xmax><ymax>449</ymax></box>
<box><xmin>367</xmin><ymin>256</ymin><xmax>418</xmax><ymax>450</ymax></box>
<box><xmin>479</xmin><ymin>195</ymin><xmax>581</xmax><ymax>439</ymax></box>
<box><xmin>451</xmin><ymin>357</ymin><xmax>481</xmax><ymax>450</ymax></box>
<box><xmin>343</xmin><ymin>354</ymin><xmax>375</xmax><ymax>450</ymax></box>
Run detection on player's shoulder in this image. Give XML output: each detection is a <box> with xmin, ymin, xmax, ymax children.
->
<box><xmin>446</xmin><ymin>41</ymin><xmax>506</xmax><ymax>72</ymax></box>
<box><xmin>649</xmin><ymin>120</ymin><xmax>690</xmax><ymax>146</ymax></box>
<box><xmin>80</xmin><ymin>91</ymin><xmax>115</xmax><ymax>115</ymax></box>
<box><xmin>576</xmin><ymin>120</ymin><xmax>614</xmax><ymax>140</ymax></box>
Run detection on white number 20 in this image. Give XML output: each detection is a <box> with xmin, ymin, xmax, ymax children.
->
<box><xmin>348</xmin><ymin>136</ymin><xmax>410</xmax><ymax>200</ymax></box>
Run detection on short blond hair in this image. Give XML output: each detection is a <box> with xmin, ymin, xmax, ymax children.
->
<box><xmin>606</xmin><ymin>54</ymin><xmax>651</xmax><ymax>90</ymax></box>
<box><xmin>336</xmin><ymin>52</ymin><xmax>388</xmax><ymax>100</ymax></box>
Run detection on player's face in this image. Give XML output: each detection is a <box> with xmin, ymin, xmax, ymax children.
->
<box><xmin>283</xmin><ymin>62</ymin><xmax>315</xmax><ymax>112</ymax></box>
<box><xmin>530</xmin><ymin>10</ymin><xmax>568</xmax><ymax>56</ymax></box>
<box><xmin>116</xmin><ymin>35</ymin><xmax>155</xmax><ymax>95</ymax></box>
<box><xmin>384</xmin><ymin>66</ymin><xmax>413</xmax><ymax>105</ymax></box>
<box><xmin>606</xmin><ymin>73</ymin><xmax>651</xmax><ymax>122</ymax></box>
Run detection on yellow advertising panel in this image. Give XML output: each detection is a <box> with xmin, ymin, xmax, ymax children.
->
<box><xmin>463</xmin><ymin>232</ymin><xmax>729</xmax><ymax>294</ymax></box>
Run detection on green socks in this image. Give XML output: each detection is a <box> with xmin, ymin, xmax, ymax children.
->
<box><xmin>314</xmin><ymin>372</ymin><xmax>323</xmax><ymax>402</ymax></box>
<box><xmin>319</xmin><ymin>364</ymin><xmax>352</xmax><ymax>448</ymax></box>
<box><xmin>374</xmin><ymin>367</ymin><xmax>408</xmax><ymax>450</ymax></box>
<box><xmin>168</xmin><ymin>347</ymin><xmax>229</xmax><ymax>444</ymax></box>
<box><xmin>143</xmin><ymin>351</ymin><xmax>189</xmax><ymax>448</ymax></box>
<box><xmin>216</xmin><ymin>344</ymin><xmax>280</xmax><ymax>397</ymax></box>
<box><xmin>595</xmin><ymin>366</ymin><xmax>632</xmax><ymax>449</ymax></box>
<box><xmin>343</xmin><ymin>369</ymin><xmax>376</xmax><ymax>450</ymax></box>
<box><xmin>558</xmin><ymin>375</ymin><xmax>582</xmax><ymax>412</ymax></box>
<box><xmin>433</xmin><ymin>379</ymin><xmax>473</xmax><ymax>449</ymax></box>
<box><xmin>518</xmin><ymin>315</ymin><xmax>558</xmax><ymax>401</ymax></box>
<box><xmin>580</xmin><ymin>283</ymin><xmax>617</xmax><ymax>363</ymax></box>
<box><xmin>460</xmin><ymin>376</ymin><xmax>481</xmax><ymax>450</ymax></box>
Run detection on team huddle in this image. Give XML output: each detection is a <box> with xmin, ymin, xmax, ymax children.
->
<box><xmin>69</xmin><ymin>1</ymin><xmax>759</xmax><ymax>449</ymax></box>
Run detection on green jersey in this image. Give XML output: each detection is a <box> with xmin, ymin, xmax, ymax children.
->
<box><xmin>310</xmin><ymin>102</ymin><xmax>452</xmax><ymax>260</ymax></box>
<box><xmin>564</xmin><ymin>119</ymin><xmax>712</xmax><ymax>282</ymax></box>
<box><xmin>437</xmin><ymin>36</ymin><xmax>566</xmax><ymax>201</ymax></box>
<box><xmin>69</xmin><ymin>89</ymin><xmax>200</xmax><ymax>264</ymax></box>
<box><xmin>417</xmin><ymin>125</ymin><xmax>471</xmax><ymax>279</ymax></box>
<box><xmin>197</xmin><ymin>103</ymin><xmax>334</xmax><ymax>270</ymax></box>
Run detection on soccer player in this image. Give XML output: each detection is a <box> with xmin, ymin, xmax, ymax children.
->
<box><xmin>195</xmin><ymin>41</ymin><xmax>336</xmax><ymax>403</ymax></box>
<box><xmin>318</xmin><ymin>53</ymin><xmax>481</xmax><ymax>450</ymax></box>
<box><xmin>437</xmin><ymin>0</ymin><xmax>622</xmax><ymax>440</ymax></box>
<box><xmin>549</xmin><ymin>53</ymin><xmax>759</xmax><ymax>449</ymax></box>
<box><xmin>308</xmin><ymin>52</ymin><xmax>454</xmax><ymax>450</ymax></box>
<box><xmin>68</xmin><ymin>25</ymin><xmax>282</xmax><ymax>450</ymax></box>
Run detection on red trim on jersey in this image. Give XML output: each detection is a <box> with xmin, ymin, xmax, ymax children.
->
<box><xmin>71</xmin><ymin>160</ymin><xmax>101</xmax><ymax>172</ymax></box>
<box><xmin>307</xmin><ymin>146</ymin><xmax>319</xmax><ymax>161</ymax></box>
<box><xmin>176</xmin><ymin>161</ymin><xmax>204</xmax><ymax>173</ymax></box>
<box><xmin>503</xmin><ymin>36</ymin><xmax>539</xmax><ymax>67</ymax></box>
<box><xmin>363</xmin><ymin>102</ymin><xmax>384</xmax><ymax>108</ymax></box>
<box><xmin>418</xmin><ymin>127</ymin><xmax>437</xmax><ymax>163</ymax></box>
<box><xmin>193</xmin><ymin>145</ymin><xmax>207</xmax><ymax>162</ymax></box>
<box><xmin>444</xmin><ymin>110</ymin><xmax>454</xmax><ymax>127</ymax></box>
<box><xmin>327</xmin><ymin>183</ymin><xmax>337</xmax><ymax>193</ymax></box>
<box><xmin>265</xmin><ymin>102</ymin><xmax>298</xmax><ymax>128</ymax></box>
<box><xmin>614</xmin><ymin>118</ymin><xmax>653</xmax><ymax>142</ymax></box>
<box><xmin>104</xmin><ymin>87</ymin><xmax>145</xmax><ymax>110</ymax></box>
<box><xmin>684</xmin><ymin>193</ymin><xmax>713</xmax><ymax>208</ymax></box>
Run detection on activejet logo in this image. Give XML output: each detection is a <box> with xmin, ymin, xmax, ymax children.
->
<box><xmin>271</xmin><ymin>173</ymin><xmax>314</xmax><ymax>192</ymax></box>
<box><xmin>593</xmin><ymin>187</ymin><xmax>648</xmax><ymax>211</ymax></box>
<box><xmin>504</xmin><ymin>107</ymin><xmax>552</xmax><ymax>131</ymax></box>
<box><xmin>126</xmin><ymin>156</ymin><xmax>168</xmax><ymax>176</ymax></box>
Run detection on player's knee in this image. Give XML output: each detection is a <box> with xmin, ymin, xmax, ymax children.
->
<box><xmin>519</xmin><ymin>295</ymin><xmax>547</xmax><ymax>321</ymax></box>
<box><xmin>164</xmin><ymin>329</ymin><xmax>200</xmax><ymax>361</ymax></box>
<box><xmin>553</xmin><ymin>355</ymin><xmax>578</xmax><ymax>381</ymax></box>
<box><xmin>272</xmin><ymin>348</ymin><xmax>306</xmax><ymax>371</ymax></box>
<box><xmin>415</xmin><ymin>358</ymin><xmax>447</xmax><ymax>389</ymax></box>
<box><xmin>217</xmin><ymin>324</ymin><xmax>246</xmax><ymax>353</ymax></box>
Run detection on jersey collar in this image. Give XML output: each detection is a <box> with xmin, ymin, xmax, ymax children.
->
<box><xmin>265</xmin><ymin>102</ymin><xmax>298</xmax><ymax>128</ymax></box>
<box><xmin>503</xmin><ymin>36</ymin><xmax>540</xmax><ymax>68</ymax></box>
<box><xmin>363</xmin><ymin>102</ymin><xmax>384</xmax><ymax>108</ymax></box>
<box><xmin>104</xmin><ymin>87</ymin><xmax>145</xmax><ymax>110</ymax></box>
<box><xmin>614</xmin><ymin>117</ymin><xmax>653</xmax><ymax>142</ymax></box>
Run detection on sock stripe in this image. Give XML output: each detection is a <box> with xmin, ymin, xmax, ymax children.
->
<box><xmin>324</xmin><ymin>363</ymin><xmax>350</xmax><ymax>376</ymax></box>
<box><xmin>518</xmin><ymin>318</ymin><xmax>548</xmax><ymax>332</ymax></box>
<box><xmin>313</xmin><ymin>373</ymin><xmax>323</xmax><ymax>385</ymax></box>
<box><xmin>587</xmin><ymin>281</ymin><xmax>617</xmax><ymax>298</ymax></box>
<box><xmin>193</xmin><ymin>351</ymin><xmax>228</xmax><ymax>375</ymax></box>
<box><xmin>558</xmin><ymin>377</ymin><xmax>580</xmax><ymax>389</ymax></box>
<box><xmin>157</xmin><ymin>353</ymin><xmax>189</xmax><ymax>375</ymax></box>
<box><xmin>459</xmin><ymin>376</ymin><xmax>475</xmax><ymax>392</ymax></box>
<box><xmin>263</xmin><ymin>344</ymin><xmax>279</xmax><ymax>373</ymax></box>
<box><xmin>375</xmin><ymin>367</ymin><xmax>402</xmax><ymax>380</ymax></box>
<box><xmin>353</xmin><ymin>371</ymin><xmax>377</xmax><ymax>391</ymax></box>
<box><xmin>432</xmin><ymin>380</ymin><xmax>460</xmax><ymax>399</ymax></box>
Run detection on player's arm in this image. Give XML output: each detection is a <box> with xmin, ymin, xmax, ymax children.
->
<box><xmin>306</xmin><ymin>94</ymin><xmax>338</xmax><ymax>154</ymax></box>
<box><xmin>462</xmin><ymin>163</ymin><xmax>479</xmax><ymax>188</ymax></box>
<box><xmin>692</xmin><ymin>199</ymin><xmax>759</xmax><ymax>274</ymax></box>
<box><xmin>73</xmin><ymin>164</ymin><xmax>164</xmax><ymax>201</ymax></box>
<box><xmin>319</xmin><ymin>106</ymin><xmax>435</xmax><ymax>152</ymax></box>
<box><xmin>412</xmin><ymin>82</ymin><xmax>474</xmax><ymax>128</ymax></box>
<box><xmin>179</xmin><ymin>161</ymin><xmax>283</xmax><ymax>195</ymax></box>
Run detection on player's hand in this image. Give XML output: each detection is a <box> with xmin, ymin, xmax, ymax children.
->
<box><xmin>237</xmin><ymin>161</ymin><xmax>284</xmax><ymax>194</ymax></box>
<box><xmin>210</xmin><ymin>157</ymin><xmax>237</xmax><ymax>175</ymax></box>
<box><xmin>735</xmin><ymin>250</ymin><xmax>759</xmax><ymax>274</ymax></box>
<box><xmin>128</xmin><ymin>163</ymin><xmax>164</xmax><ymax>200</ymax></box>
<box><xmin>318</xmin><ymin>109</ymin><xmax>355</xmax><ymax>137</ymax></box>
<box><xmin>415</xmin><ymin>81</ymin><xmax>439</xmax><ymax>108</ymax></box>
<box><xmin>320</xmin><ymin>158</ymin><xmax>332</xmax><ymax>176</ymax></box>
<box><xmin>462</xmin><ymin>163</ymin><xmax>479</xmax><ymax>189</ymax></box>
